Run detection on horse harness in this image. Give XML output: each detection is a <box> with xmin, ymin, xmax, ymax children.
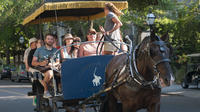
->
<box><xmin>111</xmin><ymin>37</ymin><xmax>171</xmax><ymax>90</ymax></box>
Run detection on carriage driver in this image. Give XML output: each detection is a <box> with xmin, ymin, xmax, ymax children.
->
<box><xmin>32</xmin><ymin>34</ymin><xmax>60</xmax><ymax>98</ymax></box>
<box><xmin>99</xmin><ymin>2</ymin><xmax>123</xmax><ymax>55</ymax></box>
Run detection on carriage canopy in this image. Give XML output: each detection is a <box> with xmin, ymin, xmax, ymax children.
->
<box><xmin>22</xmin><ymin>0</ymin><xmax>128</xmax><ymax>25</ymax></box>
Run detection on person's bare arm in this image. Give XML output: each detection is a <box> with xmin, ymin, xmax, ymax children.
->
<box><xmin>108</xmin><ymin>17</ymin><xmax>122</xmax><ymax>34</ymax></box>
<box><xmin>78</xmin><ymin>44</ymin><xmax>84</xmax><ymax>57</ymax></box>
<box><xmin>32</xmin><ymin>56</ymin><xmax>48</xmax><ymax>67</ymax></box>
<box><xmin>60</xmin><ymin>49</ymin><xmax>65</xmax><ymax>59</ymax></box>
<box><xmin>24</xmin><ymin>50</ymin><xmax>29</xmax><ymax>70</ymax></box>
<box><xmin>25</xmin><ymin>58</ymin><xmax>29</xmax><ymax>71</ymax></box>
<box><xmin>99</xmin><ymin>25</ymin><xmax>105</xmax><ymax>33</ymax></box>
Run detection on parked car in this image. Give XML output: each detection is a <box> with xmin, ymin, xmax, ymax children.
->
<box><xmin>181</xmin><ymin>53</ymin><xmax>200</xmax><ymax>88</ymax></box>
<box><xmin>11</xmin><ymin>64</ymin><xmax>30</xmax><ymax>82</ymax></box>
<box><xmin>0</xmin><ymin>66</ymin><xmax>11</xmax><ymax>80</ymax></box>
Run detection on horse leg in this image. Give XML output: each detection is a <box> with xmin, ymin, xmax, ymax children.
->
<box><xmin>147</xmin><ymin>103</ymin><xmax>160</xmax><ymax>112</ymax></box>
<box><xmin>107</xmin><ymin>93</ymin><xmax>121</xmax><ymax>112</ymax></box>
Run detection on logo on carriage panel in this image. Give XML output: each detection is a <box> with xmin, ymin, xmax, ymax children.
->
<box><xmin>92</xmin><ymin>68</ymin><xmax>102</xmax><ymax>87</ymax></box>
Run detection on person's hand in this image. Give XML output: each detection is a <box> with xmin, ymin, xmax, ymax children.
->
<box><xmin>25</xmin><ymin>66</ymin><xmax>29</xmax><ymax>71</ymax></box>
<box><xmin>49</xmin><ymin>63</ymin><xmax>61</xmax><ymax>70</ymax></box>
<box><xmin>105</xmin><ymin>31</ymin><xmax>110</xmax><ymax>36</ymax></box>
<box><xmin>99</xmin><ymin>25</ymin><xmax>105</xmax><ymax>33</ymax></box>
<box><xmin>40</xmin><ymin>60</ymin><xmax>48</xmax><ymax>66</ymax></box>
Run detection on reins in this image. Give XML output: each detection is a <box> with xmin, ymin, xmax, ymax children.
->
<box><xmin>96</xmin><ymin>35</ymin><xmax>124</xmax><ymax>55</ymax></box>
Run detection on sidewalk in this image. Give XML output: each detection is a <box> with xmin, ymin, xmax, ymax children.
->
<box><xmin>161</xmin><ymin>84</ymin><xmax>200</xmax><ymax>98</ymax></box>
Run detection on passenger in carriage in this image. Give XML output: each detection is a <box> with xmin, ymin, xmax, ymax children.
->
<box><xmin>37</xmin><ymin>39</ymin><xmax>44</xmax><ymax>48</ymax></box>
<box><xmin>61</xmin><ymin>33</ymin><xmax>74</xmax><ymax>59</ymax></box>
<box><xmin>69</xmin><ymin>37</ymin><xmax>81</xmax><ymax>58</ymax></box>
<box><xmin>32</xmin><ymin>34</ymin><xmax>60</xmax><ymax>98</ymax></box>
<box><xmin>53</xmin><ymin>34</ymin><xmax>61</xmax><ymax>49</ymax></box>
<box><xmin>24</xmin><ymin>38</ymin><xmax>38</xmax><ymax>72</ymax></box>
<box><xmin>78</xmin><ymin>28</ymin><xmax>98</xmax><ymax>57</ymax></box>
<box><xmin>99</xmin><ymin>2</ymin><xmax>123</xmax><ymax>55</ymax></box>
<box><xmin>27</xmin><ymin>38</ymin><xmax>39</xmax><ymax>96</ymax></box>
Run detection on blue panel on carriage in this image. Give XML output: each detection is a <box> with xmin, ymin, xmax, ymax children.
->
<box><xmin>61</xmin><ymin>55</ymin><xmax>113</xmax><ymax>100</ymax></box>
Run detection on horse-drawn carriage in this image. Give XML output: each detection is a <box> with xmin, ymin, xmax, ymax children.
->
<box><xmin>29</xmin><ymin>35</ymin><xmax>173</xmax><ymax>112</ymax></box>
<box><xmin>24</xmin><ymin>0</ymin><xmax>174</xmax><ymax>112</ymax></box>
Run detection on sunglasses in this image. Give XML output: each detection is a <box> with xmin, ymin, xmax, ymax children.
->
<box><xmin>73</xmin><ymin>40</ymin><xmax>80</xmax><ymax>42</ymax></box>
<box><xmin>88</xmin><ymin>33</ymin><xmax>96</xmax><ymax>35</ymax></box>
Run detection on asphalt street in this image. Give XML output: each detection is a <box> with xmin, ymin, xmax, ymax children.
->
<box><xmin>0</xmin><ymin>79</ymin><xmax>200</xmax><ymax>112</ymax></box>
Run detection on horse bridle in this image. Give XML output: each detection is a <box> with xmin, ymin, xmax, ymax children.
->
<box><xmin>128</xmin><ymin>37</ymin><xmax>171</xmax><ymax>88</ymax></box>
<box><xmin>150</xmin><ymin>41</ymin><xmax>171</xmax><ymax>73</ymax></box>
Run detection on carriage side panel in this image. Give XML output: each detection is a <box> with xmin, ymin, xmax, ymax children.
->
<box><xmin>61</xmin><ymin>55</ymin><xmax>113</xmax><ymax>100</ymax></box>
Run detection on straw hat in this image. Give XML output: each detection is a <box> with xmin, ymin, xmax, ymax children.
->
<box><xmin>29</xmin><ymin>38</ymin><xmax>37</xmax><ymax>45</ymax></box>
<box><xmin>63</xmin><ymin>33</ymin><xmax>73</xmax><ymax>41</ymax></box>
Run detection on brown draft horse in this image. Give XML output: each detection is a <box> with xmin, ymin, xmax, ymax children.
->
<box><xmin>104</xmin><ymin>33</ymin><xmax>174</xmax><ymax>112</ymax></box>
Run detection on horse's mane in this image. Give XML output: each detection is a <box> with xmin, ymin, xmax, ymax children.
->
<box><xmin>136</xmin><ymin>36</ymin><xmax>151</xmax><ymax>59</ymax></box>
<box><xmin>134</xmin><ymin>36</ymin><xmax>155</xmax><ymax>78</ymax></box>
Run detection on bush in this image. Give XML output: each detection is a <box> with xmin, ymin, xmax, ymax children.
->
<box><xmin>173</xmin><ymin>65</ymin><xmax>186</xmax><ymax>83</ymax></box>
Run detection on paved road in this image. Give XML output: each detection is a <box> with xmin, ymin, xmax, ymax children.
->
<box><xmin>0</xmin><ymin>79</ymin><xmax>34</xmax><ymax>112</ymax></box>
<box><xmin>0</xmin><ymin>79</ymin><xmax>200</xmax><ymax>112</ymax></box>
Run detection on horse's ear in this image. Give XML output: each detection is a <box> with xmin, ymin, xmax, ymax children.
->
<box><xmin>161</xmin><ymin>32</ymin><xmax>169</xmax><ymax>42</ymax></box>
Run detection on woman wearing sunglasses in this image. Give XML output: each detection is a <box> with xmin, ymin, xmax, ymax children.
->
<box><xmin>78</xmin><ymin>28</ymin><xmax>98</xmax><ymax>57</ymax></box>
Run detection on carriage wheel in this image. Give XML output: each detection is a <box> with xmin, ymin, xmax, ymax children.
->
<box><xmin>52</xmin><ymin>102</ymin><xmax>58</xmax><ymax>112</ymax></box>
<box><xmin>43</xmin><ymin>98</ymin><xmax>52</xmax><ymax>112</ymax></box>
<box><xmin>36</xmin><ymin>94</ymin><xmax>43</xmax><ymax>112</ymax></box>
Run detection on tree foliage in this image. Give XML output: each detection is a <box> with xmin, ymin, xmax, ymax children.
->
<box><xmin>0</xmin><ymin>0</ymin><xmax>199</xmax><ymax>65</ymax></box>
<box><xmin>124</xmin><ymin>0</ymin><xmax>200</xmax><ymax>55</ymax></box>
<box><xmin>0</xmin><ymin>0</ymin><xmax>42</xmax><ymax>64</ymax></box>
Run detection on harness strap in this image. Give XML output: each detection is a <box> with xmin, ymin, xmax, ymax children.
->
<box><xmin>111</xmin><ymin>65</ymin><xmax>127</xmax><ymax>88</ymax></box>
<box><xmin>154</xmin><ymin>58</ymin><xmax>171</xmax><ymax>68</ymax></box>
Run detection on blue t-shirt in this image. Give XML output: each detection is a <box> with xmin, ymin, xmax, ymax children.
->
<box><xmin>33</xmin><ymin>46</ymin><xmax>59</xmax><ymax>62</ymax></box>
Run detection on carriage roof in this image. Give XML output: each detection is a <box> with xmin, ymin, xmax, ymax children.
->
<box><xmin>23</xmin><ymin>0</ymin><xmax>128</xmax><ymax>25</ymax></box>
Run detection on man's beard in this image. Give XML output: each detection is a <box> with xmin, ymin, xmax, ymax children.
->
<box><xmin>46</xmin><ymin>42</ymin><xmax>53</xmax><ymax>47</ymax></box>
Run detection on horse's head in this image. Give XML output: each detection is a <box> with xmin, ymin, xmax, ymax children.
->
<box><xmin>148</xmin><ymin>32</ymin><xmax>174</xmax><ymax>87</ymax></box>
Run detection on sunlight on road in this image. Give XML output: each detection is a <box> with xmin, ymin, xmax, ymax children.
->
<box><xmin>0</xmin><ymin>85</ymin><xmax>31</xmax><ymax>88</ymax></box>
<box><xmin>0</xmin><ymin>95</ymin><xmax>31</xmax><ymax>100</ymax></box>
<box><xmin>0</xmin><ymin>88</ymin><xmax>27</xmax><ymax>96</ymax></box>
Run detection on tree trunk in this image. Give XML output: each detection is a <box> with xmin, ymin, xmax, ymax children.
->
<box><xmin>13</xmin><ymin>52</ymin><xmax>16</xmax><ymax>65</ymax></box>
<box><xmin>6</xmin><ymin>48</ymin><xmax>10</xmax><ymax>65</ymax></box>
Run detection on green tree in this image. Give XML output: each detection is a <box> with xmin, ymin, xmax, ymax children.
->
<box><xmin>0</xmin><ymin>0</ymin><xmax>42</xmax><ymax>64</ymax></box>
